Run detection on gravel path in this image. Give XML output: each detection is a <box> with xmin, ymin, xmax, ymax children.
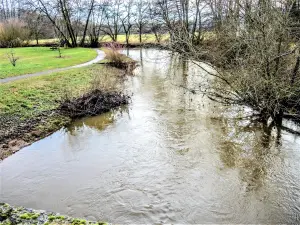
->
<box><xmin>0</xmin><ymin>49</ymin><xmax>105</xmax><ymax>84</ymax></box>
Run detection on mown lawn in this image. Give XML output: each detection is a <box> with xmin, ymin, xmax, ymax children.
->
<box><xmin>0</xmin><ymin>64</ymin><xmax>121</xmax><ymax>117</ymax></box>
<box><xmin>0</xmin><ymin>47</ymin><xmax>97</xmax><ymax>79</ymax></box>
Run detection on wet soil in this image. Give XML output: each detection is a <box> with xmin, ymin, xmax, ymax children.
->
<box><xmin>0</xmin><ymin>111</ymin><xmax>71</xmax><ymax>161</ymax></box>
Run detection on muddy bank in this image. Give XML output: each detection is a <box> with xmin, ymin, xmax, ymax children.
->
<box><xmin>0</xmin><ymin>91</ymin><xmax>129</xmax><ymax>161</ymax></box>
<box><xmin>0</xmin><ymin>111</ymin><xmax>71</xmax><ymax>161</ymax></box>
<box><xmin>0</xmin><ymin>203</ymin><xmax>106</xmax><ymax>225</ymax></box>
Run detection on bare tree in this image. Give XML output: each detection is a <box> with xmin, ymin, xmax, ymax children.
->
<box><xmin>88</xmin><ymin>3</ymin><xmax>105</xmax><ymax>47</ymax></box>
<box><xmin>23</xmin><ymin>10</ymin><xmax>47</xmax><ymax>45</ymax></box>
<box><xmin>120</xmin><ymin>0</ymin><xmax>134</xmax><ymax>45</ymax></box>
<box><xmin>101</xmin><ymin>0</ymin><xmax>121</xmax><ymax>42</ymax></box>
<box><xmin>134</xmin><ymin>0</ymin><xmax>149</xmax><ymax>43</ymax></box>
<box><xmin>184</xmin><ymin>0</ymin><xmax>300</xmax><ymax>125</ymax></box>
<box><xmin>30</xmin><ymin>0</ymin><xmax>96</xmax><ymax>47</ymax></box>
<box><xmin>148</xmin><ymin>1</ymin><xmax>164</xmax><ymax>43</ymax></box>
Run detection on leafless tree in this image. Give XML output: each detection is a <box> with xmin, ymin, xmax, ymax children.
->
<box><xmin>101</xmin><ymin>0</ymin><xmax>121</xmax><ymax>42</ymax></box>
<box><xmin>148</xmin><ymin>1</ymin><xmax>164</xmax><ymax>43</ymax></box>
<box><xmin>88</xmin><ymin>3</ymin><xmax>105</xmax><ymax>47</ymax></box>
<box><xmin>134</xmin><ymin>0</ymin><xmax>149</xmax><ymax>43</ymax></box>
<box><xmin>29</xmin><ymin>0</ymin><xmax>97</xmax><ymax>47</ymax></box>
<box><xmin>120</xmin><ymin>0</ymin><xmax>134</xmax><ymax>45</ymax></box>
<box><xmin>182</xmin><ymin>0</ymin><xmax>300</xmax><ymax>125</ymax></box>
<box><xmin>23</xmin><ymin>10</ymin><xmax>47</xmax><ymax>45</ymax></box>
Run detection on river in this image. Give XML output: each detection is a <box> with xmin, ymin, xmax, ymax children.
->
<box><xmin>1</xmin><ymin>48</ymin><xmax>300</xmax><ymax>223</ymax></box>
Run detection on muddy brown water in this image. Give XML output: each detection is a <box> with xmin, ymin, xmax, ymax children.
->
<box><xmin>1</xmin><ymin>49</ymin><xmax>300</xmax><ymax>223</ymax></box>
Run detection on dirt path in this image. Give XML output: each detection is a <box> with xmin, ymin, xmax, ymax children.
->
<box><xmin>0</xmin><ymin>49</ymin><xmax>105</xmax><ymax>84</ymax></box>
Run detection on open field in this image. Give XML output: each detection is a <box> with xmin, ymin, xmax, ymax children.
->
<box><xmin>28</xmin><ymin>34</ymin><xmax>170</xmax><ymax>46</ymax></box>
<box><xmin>28</xmin><ymin>32</ymin><xmax>215</xmax><ymax>46</ymax></box>
<box><xmin>0</xmin><ymin>47</ymin><xmax>97</xmax><ymax>78</ymax></box>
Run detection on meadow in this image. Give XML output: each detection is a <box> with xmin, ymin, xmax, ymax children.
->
<box><xmin>0</xmin><ymin>47</ymin><xmax>97</xmax><ymax>78</ymax></box>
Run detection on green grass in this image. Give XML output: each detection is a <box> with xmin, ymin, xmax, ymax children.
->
<box><xmin>0</xmin><ymin>64</ymin><xmax>120</xmax><ymax>117</ymax></box>
<box><xmin>0</xmin><ymin>47</ymin><xmax>97</xmax><ymax>79</ymax></box>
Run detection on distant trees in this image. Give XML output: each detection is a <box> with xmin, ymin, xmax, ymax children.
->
<box><xmin>23</xmin><ymin>10</ymin><xmax>48</xmax><ymax>45</ymax></box>
<box><xmin>120</xmin><ymin>0</ymin><xmax>134</xmax><ymax>45</ymax></box>
<box><xmin>134</xmin><ymin>0</ymin><xmax>149</xmax><ymax>43</ymax></box>
<box><xmin>0</xmin><ymin>0</ymin><xmax>25</xmax><ymax>20</ymax></box>
<box><xmin>101</xmin><ymin>0</ymin><xmax>121</xmax><ymax>42</ymax></box>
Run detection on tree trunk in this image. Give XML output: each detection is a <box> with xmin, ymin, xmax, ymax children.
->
<box><xmin>80</xmin><ymin>0</ymin><xmax>95</xmax><ymax>47</ymax></box>
<box><xmin>139</xmin><ymin>24</ymin><xmax>142</xmax><ymax>43</ymax></box>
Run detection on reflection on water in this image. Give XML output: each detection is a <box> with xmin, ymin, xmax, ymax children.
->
<box><xmin>1</xmin><ymin>49</ymin><xmax>300</xmax><ymax>224</ymax></box>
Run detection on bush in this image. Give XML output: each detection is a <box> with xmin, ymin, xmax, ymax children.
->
<box><xmin>0</xmin><ymin>19</ymin><xmax>30</xmax><ymax>47</ymax></box>
<box><xmin>104</xmin><ymin>42</ymin><xmax>125</xmax><ymax>67</ymax></box>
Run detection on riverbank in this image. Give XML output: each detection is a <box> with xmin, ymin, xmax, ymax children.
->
<box><xmin>0</xmin><ymin>60</ymin><xmax>132</xmax><ymax>160</ymax></box>
<box><xmin>0</xmin><ymin>203</ymin><xmax>107</xmax><ymax>225</ymax></box>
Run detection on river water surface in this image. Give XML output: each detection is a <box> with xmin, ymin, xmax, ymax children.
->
<box><xmin>1</xmin><ymin>49</ymin><xmax>300</xmax><ymax>223</ymax></box>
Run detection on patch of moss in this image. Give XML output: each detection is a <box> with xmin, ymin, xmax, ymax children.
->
<box><xmin>56</xmin><ymin>215</ymin><xmax>66</xmax><ymax>220</ymax></box>
<box><xmin>48</xmin><ymin>215</ymin><xmax>66</xmax><ymax>221</ymax></box>
<box><xmin>19</xmin><ymin>212</ymin><xmax>40</xmax><ymax>220</ymax></box>
<box><xmin>48</xmin><ymin>215</ymin><xmax>56</xmax><ymax>221</ymax></box>
<box><xmin>72</xmin><ymin>218</ymin><xmax>87</xmax><ymax>225</ymax></box>
<box><xmin>0</xmin><ymin>219</ymin><xmax>12</xmax><ymax>225</ymax></box>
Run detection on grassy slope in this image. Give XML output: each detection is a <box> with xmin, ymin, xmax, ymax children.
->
<box><xmin>0</xmin><ymin>47</ymin><xmax>97</xmax><ymax>79</ymax></box>
<box><xmin>0</xmin><ymin>64</ymin><xmax>106</xmax><ymax>117</ymax></box>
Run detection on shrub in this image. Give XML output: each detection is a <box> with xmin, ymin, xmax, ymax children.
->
<box><xmin>104</xmin><ymin>42</ymin><xmax>125</xmax><ymax>67</ymax></box>
<box><xmin>0</xmin><ymin>19</ymin><xmax>30</xmax><ymax>47</ymax></box>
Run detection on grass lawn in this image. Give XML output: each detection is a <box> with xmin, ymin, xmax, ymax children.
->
<box><xmin>0</xmin><ymin>47</ymin><xmax>97</xmax><ymax>79</ymax></box>
<box><xmin>0</xmin><ymin>64</ymin><xmax>121</xmax><ymax>117</ymax></box>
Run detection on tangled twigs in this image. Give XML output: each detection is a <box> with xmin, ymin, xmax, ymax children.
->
<box><xmin>58</xmin><ymin>89</ymin><xmax>130</xmax><ymax>118</ymax></box>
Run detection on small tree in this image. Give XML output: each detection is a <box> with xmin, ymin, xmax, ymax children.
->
<box><xmin>7</xmin><ymin>48</ymin><xmax>19</xmax><ymax>67</ymax></box>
